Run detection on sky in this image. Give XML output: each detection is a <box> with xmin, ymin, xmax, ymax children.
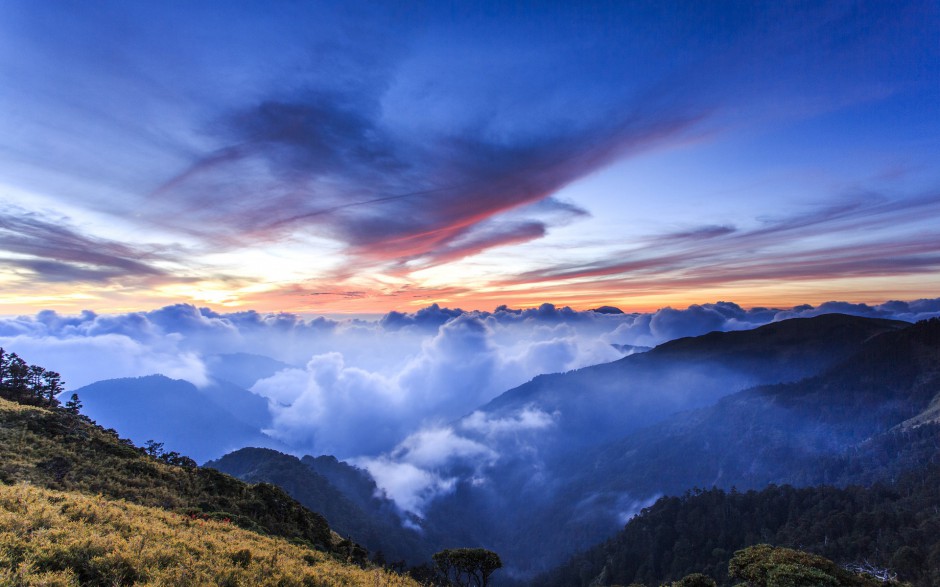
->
<box><xmin>1</xmin><ymin>1</ymin><xmax>939</xmax><ymax>315</ymax></box>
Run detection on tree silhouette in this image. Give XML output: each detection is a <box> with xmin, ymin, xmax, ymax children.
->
<box><xmin>1</xmin><ymin>348</ymin><xmax>65</xmax><ymax>407</ymax></box>
<box><xmin>64</xmin><ymin>393</ymin><xmax>83</xmax><ymax>414</ymax></box>
<box><xmin>433</xmin><ymin>548</ymin><xmax>502</xmax><ymax>587</ymax></box>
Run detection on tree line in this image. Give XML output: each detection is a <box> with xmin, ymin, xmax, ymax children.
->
<box><xmin>540</xmin><ymin>459</ymin><xmax>940</xmax><ymax>586</ymax></box>
<box><xmin>0</xmin><ymin>347</ymin><xmax>194</xmax><ymax>468</ymax></box>
<box><xmin>0</xmin><ymin>347</ymin><xmax>70</xmax><ymax>409</ymax></box>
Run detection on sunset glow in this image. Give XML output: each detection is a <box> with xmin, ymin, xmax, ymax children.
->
<box><xmin>1</xmin><ymin>2</ymin><xmax>937</xmax><ymax>316</ymax></box>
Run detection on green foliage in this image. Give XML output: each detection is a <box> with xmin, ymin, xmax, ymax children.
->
<box><xmin>728</xmin><ymin>545</ymin><xmax>881</xmax><ymax>587</ymax></box>
<box><xmin>540</xmin><ymin>463</ymin><xmax>940</xmax><ymax>587</ymax></box>
<box><xmin>666</xmin><ymin>572</ymin><xmax>717</xmax><ymax>586</ymax></box>
<box><xmin>433</xmin><ymin>548</ymin><xmax>502</xmax><ymax>587</ymax></box>
<box><xmin>63</xmin><ymin>392</ymin><xmax>82</xmax><ymax>414</ymax></box>
<box><xmin>0</xmin><ymin>395</ymin><xmax>340</xmax><ymax>555</ymax></box>
<box><xmin>0</xmin><ymin>347</ymin><xmax>62</xmax><ymax>408</ymax></box>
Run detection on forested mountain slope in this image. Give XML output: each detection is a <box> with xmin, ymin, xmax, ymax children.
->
<box><xmin>208</xmin><ymin>448</ymin><xmax>437</xmax><ymax>566</ymax></box>
<box><xmin>574</xmin><ymin>317</ymin><xmax>940</xmax><ymax>499</ymax></box>
<box><xmin>400</xmin><ymin>316</ymin><xmax>911</xmax><ymax>575</ymax></box>
<box><xmin>507</xmin><ymin>318</ymin><xmax>940</xmax><ymax>581</ymax></box>
<box><xmin>479</xmin><ymin>313</ymin><xmax>906</xmax><ymax>451</ymax></box>
<box><xmin>540</xmin><ymin>463</ymin><xmax>940</xmax><ymax>586</ymax></box>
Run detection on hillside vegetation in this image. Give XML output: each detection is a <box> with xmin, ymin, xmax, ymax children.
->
<box><xmin>540</xmin><ymin>442</ymin><xmax>940</xmax><ymax>586</ymax></box>
<box><xmin>0</xmin><ymin>351</ymin><xmax>420</xmax><ymax>586</ymax></box>
<box><xmin>208</xmin><ymin>448</ymin><xmax>436</xmax><ymax>566</ymax></box>
<box><xmin>0</xmin><ymin>482</ymin><xmax>417</xmax><ymax>587</ymax></box>
<box><xmin>0</xmin><ymin>396</ymin><xmax>338</xmax><ymax>553</ymax></box>
<box><xmin>414</xmin><ymin>315</ymin><xmax>913</xmax><ymax>576</ymax></box>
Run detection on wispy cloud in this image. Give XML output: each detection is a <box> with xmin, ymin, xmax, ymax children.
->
<box><xmin>150</xmin><ymin>89</ymin><xmax>705</xmax><ymax>268</ymax></box>
<box><xmin>506</xmin><ymin>193</ymin><xmax>940</xmax><ymax>289</ymax></box>
<box><xmin>0</xmin><ymin>1</ymin><xmax>937</xmax><ymax>311</ymax></box>
<box><xmin>0</xmin><ymin>207</ymin><xmax>172</xmax><ymax>283</ymax></box>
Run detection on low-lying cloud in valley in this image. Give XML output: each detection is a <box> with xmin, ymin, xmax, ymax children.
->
<box><xmin>2</xmin><ymin>297</ymin><xmax>939</xmax><ymax>516</ymax></box>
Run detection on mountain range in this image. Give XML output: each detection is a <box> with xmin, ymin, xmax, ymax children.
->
<box><xmin>41</xmin><ymin>314</ymin><xmax>940</xmax><ymax>584</ymax></box>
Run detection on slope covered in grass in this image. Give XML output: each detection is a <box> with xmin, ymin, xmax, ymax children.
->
<box><xmin>0</xmin><ymin>396</ymin><xmax>337</xmax><ymax>552</ymax></box>
<box><xmin>0</xmin><ymin>483</ymin><xmax>419</xmax><ymax>586</ymax></box>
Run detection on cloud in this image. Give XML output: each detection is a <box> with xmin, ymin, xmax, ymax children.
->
<box><xmin>0</xmin><ymin>207</ymin><xmax>172</xmax><ymax>284</ymax></box>
<box><xmin>252</xmin><ymin>313</ymin><xmax>582</xmax><ymax>457</ymax></box>
<box><xmin>3</xmin><ymin>296</ymin><xmax>940</xmax><ymax>514</ymax></box>
<box><xmin>354</xmin><ymin>459</ymin><xmax>455</xmax><ymax>521</ymax></box>
<box><xmin>461</xmin><ymin>408</ymin><xmax>556</xmax><ymax>438</ymax></box>
<box><xmin>0</xmin><ymin>333</ymin><xmax>207</xmax><ymax>389</ymax></box>
<box><xmin>149</xmin><ymin>64</ymin><xmax>705</xmax><ymax>269</ymax></box>
<box><xmin>649</xmin><ymin>305</ymin><xmax>734</xmax><ymax>341</ymax></box>
<box><xmin>392</xmin><ymin>428</ymin><xmax>496</xmax><ymax>469</ymax></box>
<box><xmin>356</xmin><ymin>426</ymin><xmax>497</xmax><ymax>518</ymax></box>
<box><xmin>258</xmin><ymin>352</ymin><xmax>403</xmax><ymax>456</ymax></box>
<box><xmin>496</xmin><ymin>193</ymin><xmax>940</xmax><ymax>297</ymax></box>
<box><xmin>357</xmin><ymin>406</ymin><xmax>558</xmax><ymax>518</ymax></box>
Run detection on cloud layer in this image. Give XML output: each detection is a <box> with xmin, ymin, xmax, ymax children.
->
<box><xmin>3</xmin><ymin>296</ymin><xmax>939</xmax><ymax>458</ymax></box>
<box><xmin>3</xmin><ymin>297</ymin><xmax>939</xmax><ymax>513</ymax></box>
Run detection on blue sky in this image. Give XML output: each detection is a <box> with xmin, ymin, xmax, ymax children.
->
<box><xmin>1</xmin><ymin>1</ymin><xmax>938</xmax><ymax>313</ymax></box>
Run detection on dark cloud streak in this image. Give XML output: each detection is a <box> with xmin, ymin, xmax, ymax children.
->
<box><xmin>151</xmin><ymin>84</ymin><xmax>707</xmax><ymax>266</ymax></box>
<box><xmin>0</xmin><ymin>208</ymin><xmax>172</xmax><ymax>284</ymax></box>
<box><xmin>509</xmin><ymin>193</ymin><xmax>940</xmax><ymax>288</ymax></box>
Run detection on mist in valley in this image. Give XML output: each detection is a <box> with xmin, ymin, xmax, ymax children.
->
<box><xmin>2</xmin><ymin>298</ymin><xmax>939</xmax><ymax>578</ymax></box>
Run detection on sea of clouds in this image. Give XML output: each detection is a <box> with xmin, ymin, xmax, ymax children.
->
<box><xmin>2</xmin><ymin>298</ymin><xmax>939</xmax><ymax>515</ymax></box>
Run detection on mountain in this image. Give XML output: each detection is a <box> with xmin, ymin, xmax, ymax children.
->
<box><xmin>74</xmin><ymin>375</ymin><xmax>283</xmax><ymax>463</ymax></box>
<box><xmin>208</xmin><ymin>448</ymin><xmax>437</xmax><ymax>565</ymax></box>
<box><xmin>204</xmin><ymin>352</ymin><xmax>295</xmax><ymax>389</ymax></box>
<box><xmin>468</xmin><ymin>317</ymin><xmax>940</xmax><ymax>579</ymax></box>
<box><xmin>198</xmin><ymin>377</ymin><xmax>273</xmax><ymax>429</ymax></box>
<box><xmin>539</xmin><ymin>463</ymin><xmax>940</xmax><ymax>586</ymax></box>
<box><xmin>477</xmin><ymin>314</ymin><xmax>907</xmax><ymax>452</ymax></box>
<box><xmin>412</xmin><ymin>315</ymin><xmax>940</xmax><ymax>577</ymax></box>
<box><xmin>0</xmin><ymin>393</ymin><xmax>420</xmax><ymax>585</ymax></box>
<box><xmin>575</xmin><ymin>317</ymin><xmax>940</xmax><ymax>499</ymax></box>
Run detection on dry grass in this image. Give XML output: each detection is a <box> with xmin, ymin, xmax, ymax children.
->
<box><xmin>0</xmin><ymin>398</ymin><xmax>336</xmax><ymax>551</ymax></box>
<box><xmin>0</xmin><ymin>483</ymin><xmax>420</xmax><ymax>586</ymax></box>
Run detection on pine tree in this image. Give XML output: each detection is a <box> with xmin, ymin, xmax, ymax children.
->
<box><xmin>64</xmin><ymin>393</ymin><xmax>83</xmax><ymax>414</ymax></box>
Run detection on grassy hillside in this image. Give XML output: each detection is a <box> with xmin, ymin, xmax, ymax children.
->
<box><xmin>0</xmin><ymin>482</ymin><xmax>418</xmax><ymax>586</ymax></box>
<box><xmin>0</xmin><ymin>396</ymin><xmax>337</xmax><ymax>552</ymax></box>
<box><xmin>0</xmin><ymin>380</ymin><xmax>424</xmax><ymax>586</ymax></box>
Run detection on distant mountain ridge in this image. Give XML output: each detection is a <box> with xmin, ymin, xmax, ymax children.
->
<box><xmin>74</xmin><ymin>374</ymin><xmax>284</xmax><ymax>463</ymax></box>
<box><xmin>478</xmin><ymin>313</ymin><xmax>907</xmax><ymax>451</ymax></box>
<box><xmin>575</xmin><ymin>316</ymin><xmax>940</xmax><ymax>499</ymax></box>
<box><xmin>412</xmin><ymin>315</ymin><xmax>932</xmax><ymax>578</ymax></box>
<box><xmin>204</xmin><ymin>352</ymin><xmax>295</xmax><ymax>389</ymax></box>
